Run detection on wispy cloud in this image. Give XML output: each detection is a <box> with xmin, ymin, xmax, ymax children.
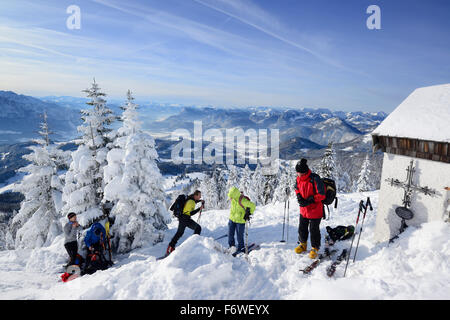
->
<box><xmin>191</xmin><ymin>0</ymin><xmax>348</xmax><ymax>70</ymax></box>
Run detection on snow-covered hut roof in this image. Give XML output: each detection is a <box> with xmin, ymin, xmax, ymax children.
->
<box><xmin>372</xmin><ymin>83</ymin><xmax>450</xmax><ymax>143</ymax></box>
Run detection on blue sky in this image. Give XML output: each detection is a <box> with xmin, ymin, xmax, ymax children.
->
<box><xmin>0</xmin><ymin>0</ymin><xmax>449</xmax><ymax>112</ymax></box>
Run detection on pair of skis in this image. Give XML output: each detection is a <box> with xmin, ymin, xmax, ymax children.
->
<box><xmin>300</xmin><ymin>248</ymin><xmax>347</xmax><ymax>277</ymax></box>
<box><xmin>231</xmin><ymin>243</ymin><xmax>260</xmax><ymax>257</ymax></box>
<box><xmin>301</xmin><ymin>196</ymin><xmax>373</xmax><ymax>277</ymax></box>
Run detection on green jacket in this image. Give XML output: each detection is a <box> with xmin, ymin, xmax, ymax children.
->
<box><xmin>228</xmin><ymin>187</ymin><xmax>256</xmax><ymax>224</ymax></box>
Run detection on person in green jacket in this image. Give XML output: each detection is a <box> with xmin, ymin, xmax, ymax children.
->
<box><xmin>166</xmin><ymin>190</ymin><xmax>204</xmax><ymax>255</ymax></box>
<box><xmin>227</xmin><ymin>186</ymin><xmax>256</xmax><ymax>254</ymax></box>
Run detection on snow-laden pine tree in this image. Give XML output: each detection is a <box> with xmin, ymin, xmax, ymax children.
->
<box><xmin>11</xmin><ymin>112</ymin><xmax>69</xmax><ymax>249</ymax></box>
<box><xmin>262</xmin><ymin>173</ymin><xmax>277</xmax><ymax>205</ymax></box>
<box><xmin>318</xmin><ymin>142</ymin><xmax>338</xmax><ymax>180</ymax></box>
<box><xmin>200</xmin><ymin>168</ymin><xmax>227</xmax><ymax>210</ymax></box>
<box><xmin>103</xmin><ymin>90</ymin><xmax>170</xmax><ymax>253</ymax></box>
<box><xmin>215</xmin><ymin>168</ymin><xmax>228</xmax><ymax>209</ymax></box>
<box><xmin>356</xmin><ymin>154</ymin><xmax>373</xmax><ymax>192</ymax></box>
<box><xmin>335</xmin><ymin>157</ymin><xmax>352</xmax><ymax>193</ymax></box>
<box><xmin>249</xmin><ymin>163</ymin><xmax>265</xmax><ymax>205</ymax></box>
<box><xmin>239</xmin><ymin>164</ymin><xmax>252</xmax><ymax>198</ymax></box>
<box><xmin>62</xmin><ymin>79</ymin><xmax>116</xmax><ymax>227</ymax></box>
<box><xmin>273</xmin><ymin>165</ymin><xmax>291</xmax><ymax>204</ymax></box>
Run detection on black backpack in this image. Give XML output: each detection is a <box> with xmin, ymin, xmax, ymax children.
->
<box><xmin>310</xmin><ymin>174</ymin><xmax>338</xmax><ymax>219</ymax></box>
<box><xmin>170</xmin><ymin>194</ymin><xmax>187</xmax><ymax>218</ymax></box>
<box><xmin>322</xmin><ymin>178</ymin><xmax>337</xmax><ymax>207</ymax></box>
<box><xmin>326</xmin><ymin>225</ymin><xmax>355</xmax><ymax>242</ymax></box>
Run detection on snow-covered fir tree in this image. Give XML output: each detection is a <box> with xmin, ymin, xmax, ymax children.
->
<box><xmin>262</xmin><ymin>173</ymin><xmax>277</xmax><ymax>205</ymax></box>
<box><xmin>239</xmin><ymin>164</ymin><xmax>252</xmax><ymax>198</ymax></box>
<box><xmin>62</xmin><ymin>79</ymin><xmax>116</xmax><ymax>227</ymax></box>
<box><xmin>335</xmin><ymin>157</ymin><xmax>352</xmax><ymax>193</ymax></box>
<box><xmin>200</xmin><ymin>172</ymin><xmax>217</xmax><ymax>210</ymax></box>
<box><xmin>249</xmin><ymin>163</ymin><xmax>265</xmax><ymax>205</ymax></box>
<box><xmin>318</xmin><ymin>141</ymin><xmax>338</xmax><ymax>181</ymax></box>
<box><xmin>356</xmin><ymin>154</ymin><xmax>373</xmax><ymax>192</ymax></box>
<box><xmin>273</xmin><ymin>164</ymin><xmax>292</xmax><ymax>204</ymax></box>
<box><xmin>11</xmin><ymin>112</ymin><xmax>69</xmax><ymax>249</ymax></box>
<box><xmin>103</xmin><ymin>90</ymin><xmax>170</xmax><ymax>253</ymax></box>
<box><xmin>200</xmin><ymin>167</ymin><xmax>228</xmax><ymax>210</ymax></box>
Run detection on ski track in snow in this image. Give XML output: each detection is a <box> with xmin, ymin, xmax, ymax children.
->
<box><xmin>1</xmin><ymin>190</ymin><xmax>449</xmax><ymax>300</ymax></box>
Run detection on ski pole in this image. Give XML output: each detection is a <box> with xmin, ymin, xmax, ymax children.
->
<box><xmin>245</xmin><ymin>220</ymin><xmax>249</xmax><ymax>258</ymax></box>
<box><xmin>280</xmin><ymin>200</ymin><xmax>287</xmax><ymax>242</ymax></box>
<box><xmin>197</xmin><ymin>208</ymin><xmax>203</xmax><ymax>224</ymax></box>
<box><xmin>286</xmin><ymin>197</ymin><xmax>290</xmax><ymax>243</ymax></box>
<box><xmin>343</xmin><ymin>200</ymin><xmax>364</xmax><ymax>277</ymax></box>
<box><xmin>352</xmin><ymin>197</ymin><xmax>373</xmax><ymax>262</ymax></box>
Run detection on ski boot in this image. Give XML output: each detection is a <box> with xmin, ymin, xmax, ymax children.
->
<box><xmin>309</xmin><ymin>247</ymin><xmax>319</xmax><ymax>259</ymax></box>
<box><xmin>294</xmin><ymin>242</ymin><xmax>307</xmax><ymax>254</ymax></box>
<box><xmin>166</xmin><ymin>245</ymin><xmax>175</xmax><ymax>256</ymax></box>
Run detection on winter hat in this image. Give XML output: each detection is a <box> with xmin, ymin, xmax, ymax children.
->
<box><xmin>67</xmin><ymin>212</ymin><xmax>76</xmax><ymax>220</ymax></box>
<box><xmin>295</xmin><ymin>158</ymin><xmax>309</xmax><ymax>173</ymax></box>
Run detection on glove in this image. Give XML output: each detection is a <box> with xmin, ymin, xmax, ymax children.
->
<box><xmin>297</xmin><ymin>194</ymin><xmax>315</xmax><ymax>207</ymax></box>
<box><xmin>305</xmin><ymin>196</ymin><xmax>315</xmax><ymax>206</ymax></box>
<box><xmin>243</xmin><ymin>207</ymin><xmax>252</xmax><ymax>221</ymax></box>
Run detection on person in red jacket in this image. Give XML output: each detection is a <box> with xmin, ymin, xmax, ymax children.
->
<box><xmin>294</xmin><ymin>158</ymin><xmax>326</xmax><ymax>259</ymax></box>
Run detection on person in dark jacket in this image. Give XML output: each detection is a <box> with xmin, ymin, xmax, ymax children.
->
<box><xmin>83</xmin><ymin>222</ymin><xmax>109</xmax><ymax>274</ymax></box>
<box><xmin>84</xmin><ymin>222</ymin><xmax>107</xmax><ymax>252</ymax></box>
<box><xmin>63</xmin><ymin>212</ymin><xmax>82</xmax><ymax>266</ymax></box>
<box><xmin>294</xmin><ymin>158</ymin><xmax>326</xmax><ymax>259</ymax></box>
<box><xmin>166</xmin><ymin>190</ymin><xmax>204</xmax><ymax>255</ymax></box>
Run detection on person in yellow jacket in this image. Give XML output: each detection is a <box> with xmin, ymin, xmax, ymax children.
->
<box><xmin>227</xmin><ymin>187</ymin><xmax>256</xmax><ymax>254</ymax></box>
<box><xmin>166</xmin><ymin>190</ymin><xmax>204</xmax><ymax>255</ymax></box>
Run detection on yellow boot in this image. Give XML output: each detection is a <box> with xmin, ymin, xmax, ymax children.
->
<box><xmin>309</xmin><ymin>247</ymin><xmax>319</xmax><ymax>259</ymax></box>
<box><xmin>294</xmin><ymin>242</ymin><xmax>307</xmax><ymax>254</ymax></box>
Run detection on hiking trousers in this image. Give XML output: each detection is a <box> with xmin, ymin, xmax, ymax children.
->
<box><xmin>298</xmin><ymin>214</ymin><xmax>322</xmax><ymax>249</ymax></box>
<box><xmin>227</xmin><ymin>219</ymin><xmax>246</xmax><ymax>251</ymax></box>
<box><xmin>169</xmin><ymin>214</ymin><xmax>201</xmax><ymax>248</ymax></box>
<box><xmin>64</xmin><ymin>240</ymin><xmax>78</xmax><ymax>265</ymax></box>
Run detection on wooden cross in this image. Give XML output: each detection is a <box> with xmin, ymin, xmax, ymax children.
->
<box><xmin>385</xmin><ymin>160</ymin><xmax>436</xmax><ymax>209</ymax></box>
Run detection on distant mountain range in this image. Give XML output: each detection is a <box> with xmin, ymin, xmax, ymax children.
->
<box><xmin>0</xmin><ymin>91</ymin><xmax>81</xmax><ymax>143</ymax></box>
<box><xmin>0</xmin><ymin>90</ymin><xmax>387</xmax><ymax>184</ymax></box>
<box><xmin>1</xmin><ymin>91</ymin><xmax>387</xmax><ymax>147</ymax></box>
<box><xmin>150</xmin><ymin>106</ymin><xmax>387</xmax><ymax>146</ymax></box>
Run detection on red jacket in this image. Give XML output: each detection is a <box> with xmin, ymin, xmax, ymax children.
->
<box><xmin>295</xmin><ymin>170</ymin><xmax>326</xmax><ymax>219</ymax></box>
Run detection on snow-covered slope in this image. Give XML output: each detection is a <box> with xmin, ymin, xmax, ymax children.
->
<box><xmin>0</xmin><ymin>190</ymin><xmax>448</xmax><ymax>299</ymax></box>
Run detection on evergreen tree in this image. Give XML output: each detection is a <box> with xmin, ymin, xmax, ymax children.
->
<box><xmin>200</xmin><ymin>172</ymin><xmax>217</xmax><ymax>210</ymax></box>
<box><xmin>62</xmin><ymin>79</ymin><xmax>115</xmax><ymax>227</ymax></box>
<box><xmin>249</xmin><ymin>163</ymin><xmax>265</xmax><ymax>205</ymax></box>
<box><xmin>11</xmin><ymin>112</ymin><xmax>69</xmax><ymax>249</ymax></box>
<box><xmin>356</xmin><ymin>154</ymin><xmax>372</xmax><ymax>192</ymax></box>
<box><xmin>216</xmin><ymin>168</ymin><xmax>228</xmax><ymax>209</ymax></box>
<box><xmin>318</xmin><ymin>141</ymin><xmax>337</xmax><ymax>180</ymax></box>
<box><xmin>274</xmin><ymin>165</ymin><xmax>291</xmax><ymax>204</ymax></box>
<box><xmin>103</xmin><ymin>90</ymin><xmax>170</xmax><ymax>253</ymax></box>
<box><xmin>262</xmin><ymin>173</ymin><xmax>277</xmax><ymax>205</ymax></box>
<box><xmin>239</xmin><ymin>164</ymin><xmax>252</xmax><ymax>198</ymax></box>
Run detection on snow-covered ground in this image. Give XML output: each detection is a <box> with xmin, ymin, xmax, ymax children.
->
<box><xmin>0</xmin><ymin>190</ymin><xmax>449</xmax><ymax>300</ymax></box>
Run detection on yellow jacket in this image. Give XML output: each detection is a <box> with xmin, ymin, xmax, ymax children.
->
<box><xmin>228</xmin><ymin>187</ymin><xmax>256</xmax><ymax>224</ymax></box>
<box><xmin>183</xmin><ymin>199</ymin><xmax>198</xmax><ymax>216</ymax></box>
